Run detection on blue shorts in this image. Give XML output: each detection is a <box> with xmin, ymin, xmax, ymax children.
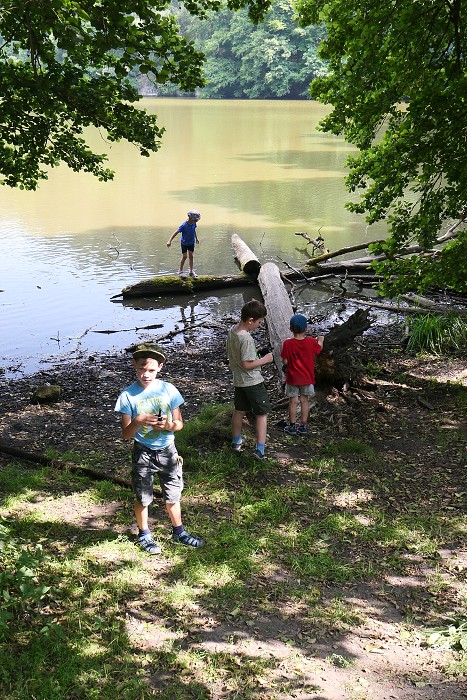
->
<box><xmin>131</xmin><ymin>441</ymin><xmax>184</xmax><ymax>505</ymax></box>
<box><xmin>181</xmin><ymin>243</ymin><xmax>195</xmax><ymax>254</ymax></box>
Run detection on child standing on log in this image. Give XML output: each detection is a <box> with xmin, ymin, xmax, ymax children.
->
<box><xmin>114</xmin><ymin>343</ymin><xmax>204</xmax><ymax>555</ymax></box>
<box><xmin>226</xmin><ymin>300</ymin><xmax>274</xmax><ymax>460</ymax></box>
<box><xmin>167</xmin><ymin>209</ymin><xmax>201</xmax><ymax>278</ymax></box>
<box><xmin>281</xmin><ymin>314</ymin><xmax>324</xmax><ymax>436</ymax></box>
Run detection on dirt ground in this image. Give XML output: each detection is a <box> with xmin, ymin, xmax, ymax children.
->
<box><xmin>0</xmin><ymin>317</ymin><xmax>466</xmax><ymax>700</ymax></box>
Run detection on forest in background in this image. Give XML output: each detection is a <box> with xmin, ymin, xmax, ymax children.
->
<box><xmin>139</xmin><ymin>0</ymin><xmax>327</xmax><ymax>99</ymax></box>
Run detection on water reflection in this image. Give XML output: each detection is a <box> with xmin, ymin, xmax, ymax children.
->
<box><xmin>0</xmin><ymin>99</ymin><xmax>386</xmax><ymax>376</ymax></box>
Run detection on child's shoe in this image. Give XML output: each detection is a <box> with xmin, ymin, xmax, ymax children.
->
<box><xmin>178</xmin><ymin>270</ymin><xmax>187</xmax><ymax>277</ymax></box>
<box><xmin>297</xmin><ymin>423</ymin><xmax>308</xmax><ymax>435</ymax></box>
<box><xmin>172</xmin><ymin>530</ymin><xmax>205</xmax><ymax>548</ymax></box>
<box><xmin>189</xmin><ymin>270</ymin><xmax>198</xmax><ymax>278</ymax></box>
<box><xmin>137</xmin><ymin>533</ymin><xmax>161</xmax><ymax>555</ymax></box>
<box><xmin>283</xmin><ymin>423</ymin><xmax>297</xmax><ymax>435</ymax></box>
<box><xmin>252</xmin><ymin>448</ymin><xmax>266</xmax><ymax>461</ymax></box>
<box><xmin>231</xmin><ymin>437</ymin><xmax>245</xmax><ymax>452</ymax></box>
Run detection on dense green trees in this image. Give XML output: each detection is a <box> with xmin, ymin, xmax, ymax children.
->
<box><xmin>165</xmin><ymin>0</ymin><xmax>326</xmax><ymax>99</ymax></box>
<box><xmin>0</xmin><ymin>0</ymin><xmax>271</xmax><ymax>190</ymax></box>
<box><xmin>295</xmin><ymin>0</ymin><xmax>467</xmax><ymax>294</ymax></box>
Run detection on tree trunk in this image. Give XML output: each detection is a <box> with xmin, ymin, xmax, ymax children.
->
<box><xmin>114</xmin><ymin>273</ymin><xmax>255</xmax><ymax>299</ymax></box>
<box><xmin>231</xmin><ymin>233</ymin><xmax>261</xmax><ymax>277</ymax></box>
<box><xmin>0</xmin><ymin>440</ymin><xmax>132</xmax><ymax>489</ymax></box>
<box><xmin>257</xmin><ymin>262</ymin><xmax>294</xmax><ymax>375</ymax></box>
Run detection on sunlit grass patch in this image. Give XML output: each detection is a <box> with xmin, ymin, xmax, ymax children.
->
<box><xmin>405</xmin><ymin>313</ymin><xmax>467</xmax><ymax>354</ymax></box>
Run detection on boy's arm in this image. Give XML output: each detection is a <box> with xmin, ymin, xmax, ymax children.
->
<box><xmin>167</xmin><ymin>229</ymin><xmax>180</xmax><ymax>247</ymax></box>
<box><xmin>241</xmin><ymin>352</ymin><xmax>273</xmax><ymax>370</ymax></box>
<box><xmin>317</xmin><ymin>335</ymin><xmax>324</xmax><ymax>349</ymax></box>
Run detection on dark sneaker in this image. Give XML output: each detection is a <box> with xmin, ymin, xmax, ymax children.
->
<box><xmin>252</xmin><ymin>448</ymin><xmax>266</xmax><ymax>461</ymax></box>
<box><xmin>172</xmin><ymin>530</ymin><xmax>205</xmax><ymax>548</ymax></box>
<box><xmin>231</xmin><ymin>437</ymin><xmax>245</xmax><ymax>452</ymax></box>
<box><xmin>297</xmin><ymin>424</ymin><xmax>308</xmax><ymax>435</ymax></box>
<box><xmin>137</xmin><ymin>533</ymin><xmax>161</xmax><ymax>555</ymax></box>
<box><xmin>284</xmin><ymin>423</ymin><xmax>297</xmax><ymax>435</ymax></box>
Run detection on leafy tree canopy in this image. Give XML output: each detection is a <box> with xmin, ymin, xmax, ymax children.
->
<box><xmin>0</xmin><ymin>0</ymin><xmax>271</xmax><ymax>190</ymax></box>
<box><xmin>163</xmin><ymin>0</ymin><xmax>327</xmax><ymax>99</ymax></box>
<box><xmin>295</xmin><ymin>0</ymin><xmax>467</xmax><ymax>294</ymax></box>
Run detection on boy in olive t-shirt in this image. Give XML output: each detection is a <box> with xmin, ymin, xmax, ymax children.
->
<box><xmin>226</xmin><ymin>300</ymin><xmax>274</xmax><ymax>460</ymax></box>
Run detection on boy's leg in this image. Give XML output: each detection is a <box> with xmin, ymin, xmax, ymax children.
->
<box><xmin>188</xmin><ymin>250</ymin><xmax>194</xmax><ymax>271</ymax></box>
<box><xmin>179</xmin><ymin>252</ymin><xmax>187</xmax><ymax>272</ymax></box>
<box><xmin>288</xmin><ymin>396</ymin><xmax>298</xmax><ymax>424</ymax></box>
<box><xmin>165</xmin><ymin>501</ymin><xmax>182</xmax><ymax>527</ymax></box>
<box><xmin>232</xmin><ymin>409</ymin><xmax>246</xmax><ymax>438</ymax></box>
<box><xmin>135</xmin><ymin>501</ymin><xmax>149</xmax><ymax>531</ymax></box>
<box><xmin>299</xmin><ymin>394</ymin><xmax>310</xmax><ymax>424</ymax></box>
<box><xmin>255</xmin><ymin>413</ymin><xmax>268</xmax><ymax>445</ymax></box>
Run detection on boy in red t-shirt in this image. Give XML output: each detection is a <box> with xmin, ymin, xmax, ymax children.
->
<box><xmin>280</xmin><ymin>314</ymin><xmax>324</xmax><ymax>435</ymax></box>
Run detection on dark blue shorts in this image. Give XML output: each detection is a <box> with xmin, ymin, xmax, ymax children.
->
<box><xmin>181</xmin><ymin>243</ymin><xmax>195</xmax><ymax>254</ymax></box>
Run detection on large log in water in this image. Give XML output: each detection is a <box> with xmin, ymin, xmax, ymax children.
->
<box><xmin>231</xmin><ymin>233</ymin><xmax>261</xmax><ymax>277</ymax></box>
<box><xmin>114</xmin><ymin>273</ymin><xmax>255</xmax><ymax>299</ymax></box>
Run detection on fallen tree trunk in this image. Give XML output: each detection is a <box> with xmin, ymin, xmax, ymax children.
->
<box><xmin>0</xmin><ymin>441</ymin><xmax>132</xmax><ymax>489</ymax></box>
<box><xmin>231</xmin><ymin>233</ymin><xmax>261</xmax><ymax>277</ymax></box>
<box><xmin>114</xmin><ymin>273</ymin><xmax>255</xmax><ymax>299</ymax></box>
<box><xmin>257</xmin><ymin>262</ymin><xmax>294</xmax><ymax>376</ymax></box>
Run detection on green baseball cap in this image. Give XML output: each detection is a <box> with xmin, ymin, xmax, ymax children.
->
<box><xmin>132</xmin><ymin>343</ymin><xmax>166</xmax><ymax>363</ymax></box>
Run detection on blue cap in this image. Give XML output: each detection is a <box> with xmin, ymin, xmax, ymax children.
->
<box><xmin>290</xmin><ymin>314</ymin><xmax>307</xmax><ymax>333</ymax></box>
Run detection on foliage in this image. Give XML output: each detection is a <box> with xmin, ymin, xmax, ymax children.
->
<box><xmin>405</xmin><ymin>313</ymin><xmax>467</xmax><ymax>355</ymax></box>
<box><xmin>0</xmin><ymin>0</ymin><xmax>272</xmax><ymax>190</ymax></box>
<box><xmin>425</xmin><ymin>620</ymin><xmax>467</xmax><ymax>652</ymax></box>
<box><xmin>170</xmin><ymin>0</ymin><xmax>327</xmax><ymax>99</ymax></box>
<box><xmin>294</xmin><ymin>0</ymin><xmax>467</xmax><ymax>294</ymax></box>
<box><xmin>0</xmin><ymin>522</ymin><xmax>56</xmax><ymax>638</ymax></box>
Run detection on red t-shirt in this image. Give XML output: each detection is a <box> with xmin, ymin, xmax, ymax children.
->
<box><xmin>280</xmin><ymin>337</ymin><xmax>322</xmax><ymax>386</ymax></box>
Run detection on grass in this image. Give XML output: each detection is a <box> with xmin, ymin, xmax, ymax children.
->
<box><xmin>405</xmin><ymin>313</ymin><xmax>467</xmax><ymax>354</ymax></box>
<box><xmin>0</xmin><ymin>403</ymin><xmax>466</xmax><ymax>698</ymax></box>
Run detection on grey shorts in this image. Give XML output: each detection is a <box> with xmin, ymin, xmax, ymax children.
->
<box><xmin>131</xmin><ymin>441</ymin><xmax>184</xmax><ymax>506</ymax></box>
<box><xmin>234</xmin><ymin>382</ymin><xmax>271</xmax><ymax>415</ymax></box>
<box><xmin>285</xmin><ymin>383</ymin><xmax>315</xmax><ymax>398</ymax></box>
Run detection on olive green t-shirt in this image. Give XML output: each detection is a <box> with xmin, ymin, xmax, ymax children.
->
<box><xmin>226</xmin><ymin>326</ymin><xmax>263</xmax><ymax>387</ymax></box>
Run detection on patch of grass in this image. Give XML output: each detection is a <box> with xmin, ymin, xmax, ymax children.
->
<box><xmin>405</xmin><ymin>313</ymin><xmax>467</xmax><ymax>355</ymax></box>
<box><xmin>323</xmin><ymin>438</ymin><xmax>375</xmax><ymax>457</ymax></box>
<box><xmin>1</xmin><ymin>396</ymin><xmax>465</xmax><ymax>699</ymax></box>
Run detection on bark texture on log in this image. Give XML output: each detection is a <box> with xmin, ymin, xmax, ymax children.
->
<box><xmin>231</xmin><ymin>233</ymin><xmax>261</xmax><ymax>278</ymax></box>
<box><xmin>257</xmin><ymin>262</ymin><xmax>294</xmax><ymax>375</ymax></box>
<box><xmin>116</xmin><ymin>273</ymin><xmax>254</xmax><ymax>299</ymax></box>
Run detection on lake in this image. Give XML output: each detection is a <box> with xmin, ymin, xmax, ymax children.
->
<box><xmin>0</xmin><ymin>99</ymin><xmax>385</xmax><ymax>377</ymax></box>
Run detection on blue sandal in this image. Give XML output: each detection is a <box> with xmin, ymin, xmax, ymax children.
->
<box><xmin>172</xmin><ymin>530</ymin><xmax>205</xmax><ymax>548</ymax></box>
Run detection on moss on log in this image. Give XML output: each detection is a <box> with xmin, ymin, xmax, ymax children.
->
<box><xmin>116</xmin><ymin>273</ymin><xmax>255</xmax><ymax>299</ymax></box>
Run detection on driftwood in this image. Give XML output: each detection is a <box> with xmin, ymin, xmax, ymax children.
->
<box><xmin>231</xmin><ymin>233</ymin><xmax>261</xmax><ymax>277</ymax></box>
<box><xmin>0</xmin><ymin>441</ymin><xmax>132</xmax><ymax>489</ymax></box>
<box><xmin>257</xmin><ymin>262</ymin><xmax>294</xmax><ymax>377</ymax></box>
<box><xmin>114</xmin><ymin>273</ymin><xmax>255</xmax><ymax>299</ymax></box>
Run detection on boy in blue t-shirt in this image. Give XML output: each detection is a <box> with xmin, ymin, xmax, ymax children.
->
<box><xmin>115</xmin><ymin>343</ymin><xmax>204</xmax><ymax>555</ymax></box>
<box><xmin>167</xmin><ymin>209</ymin><xmax>201</xmax><ymax>278</ymax></box>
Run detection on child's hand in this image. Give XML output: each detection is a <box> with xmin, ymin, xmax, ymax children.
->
<box><xmin>166</xmin><ymin>241</ymin><xmax>172</xmax><ymax>247</ymax></box>
<box><xmin>263</xmin><ymin>352</ymin><xmax>274</xmax><ymax>364</ymax></box>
